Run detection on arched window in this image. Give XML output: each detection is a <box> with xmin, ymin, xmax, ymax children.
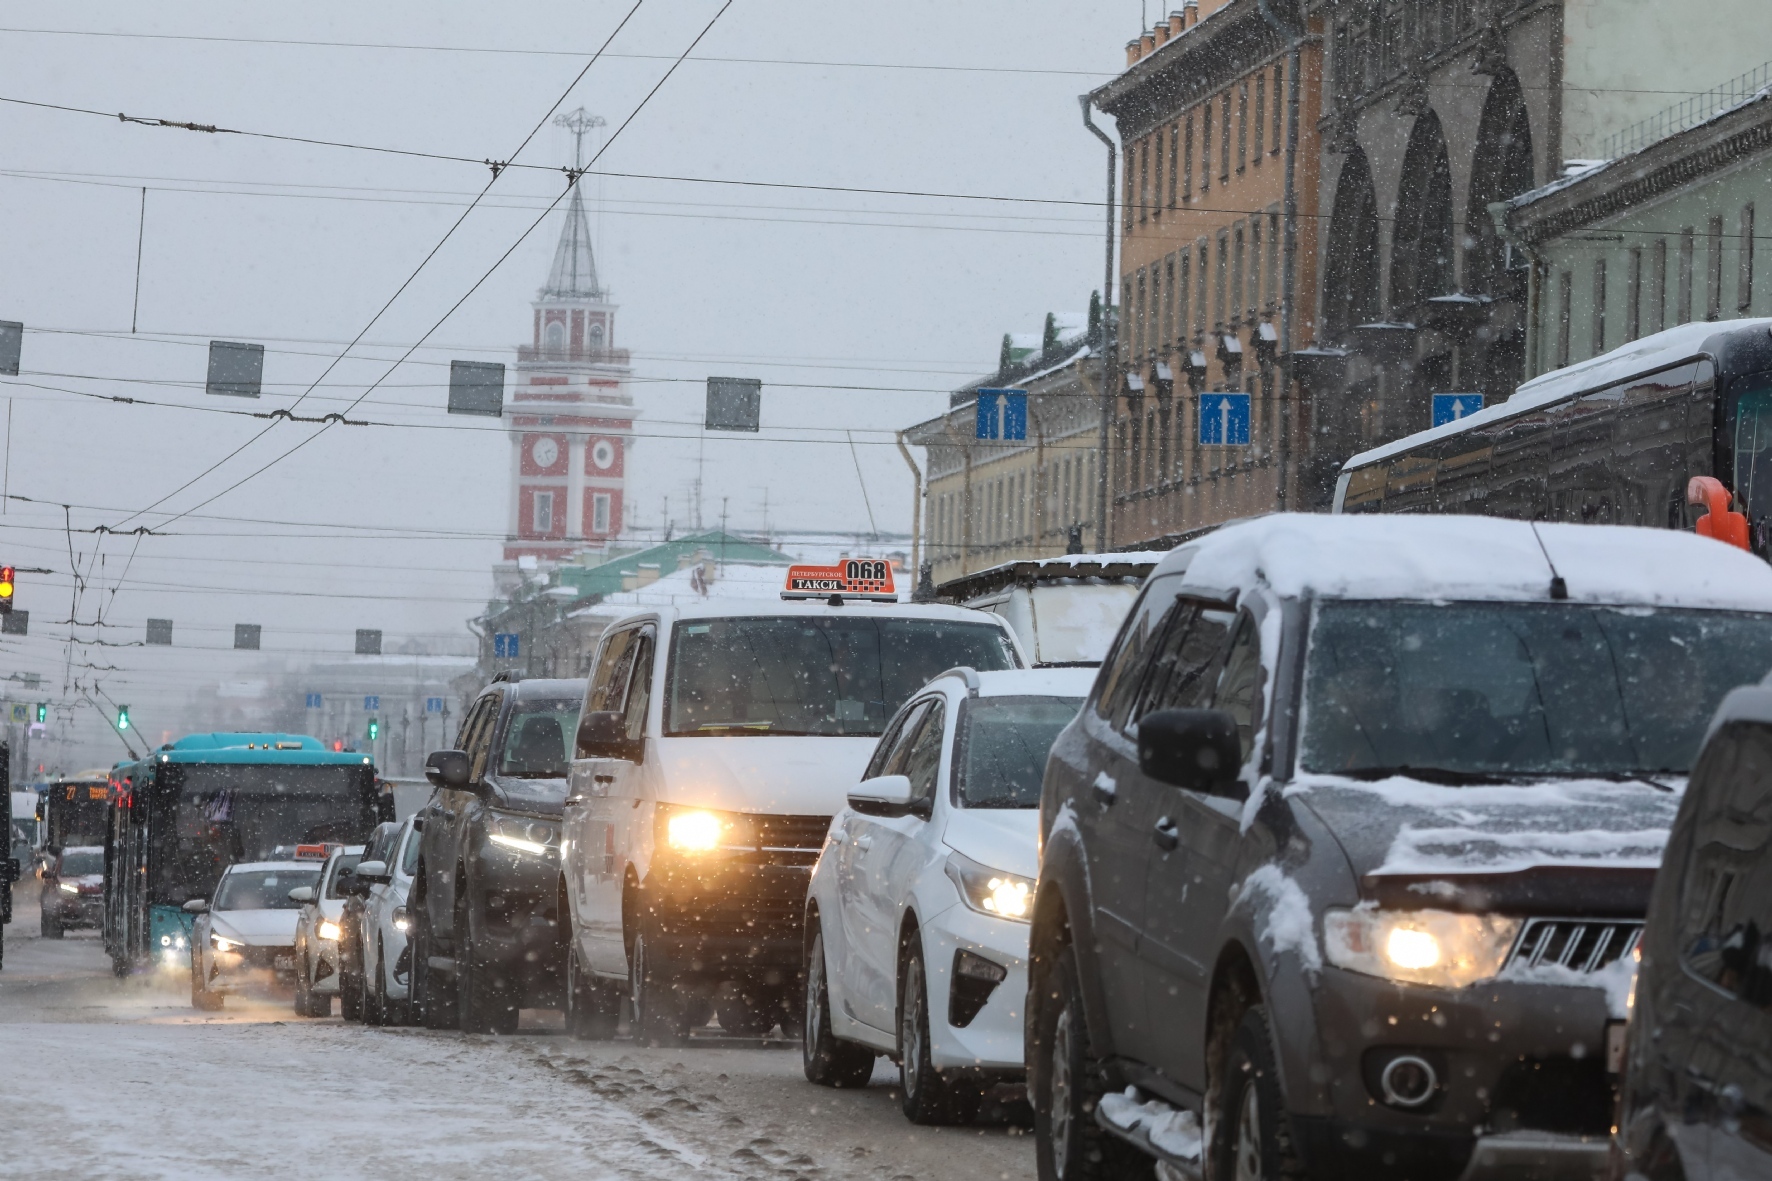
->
<box><xmin>544</xmin><ymin>320</ymin><xmax>566</xmax><ymax>352</ymax></box>
<box><xmin>1390</xmin><ymin>110</ymin><xmax>1456</xmax><ymax>314</ymax></box>
<box><xmin>1322</xmin><ymin>147</ymin><xmax>1381</xmax><ymax>342</ymax></box>
<box><xmin>1465</xmin><ymin>68</ymin><xmax>1536</xmax><ymax>296</ymax></box>
<box><xmin>588</xmin><ymin>322</ymin><xmax>606</xmax><ymax>351</ymax></box>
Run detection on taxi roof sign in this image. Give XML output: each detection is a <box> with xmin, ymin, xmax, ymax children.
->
<box><xmin>782</xmin><ymin>559</ymin><xmax>898</xmax><ymax>602</ymax></box>
<box><xmin>293</xmin><ymin>843</ymin><xmax>337</xmax><ymax>861</ymax></box>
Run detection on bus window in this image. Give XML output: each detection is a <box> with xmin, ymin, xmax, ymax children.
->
<box><xmin>1731</xmin><ymin>372</ymin><xmax>1772</xmax><ymax>545</ymax></box>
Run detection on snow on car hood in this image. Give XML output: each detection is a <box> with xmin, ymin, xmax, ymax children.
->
<box><xmin>940</xmin><ymin>808</ymin><xmax>1040</xmax><ymax>880</ymax></box>
<box><xmin>1292</xmin><ymin>775</ymin><xmax>1680</xmax><ymax>883</ymax></box>
<box><xmin>209</xmin><ymin>910</ymin><xmax>302</xmax><ymax>945</ymax></box>
<box><xmin>491</xmin><ymin>775</ymin><xmax>568</xmax><ymax>818</ymax></box>
<box><xmin>652</xmin><ymin>735</ymin><xmax>879</xmax><ymax>816</ymax></box>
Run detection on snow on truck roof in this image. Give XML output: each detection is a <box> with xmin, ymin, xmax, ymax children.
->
<box><xmin>1159</xmin><ymin>513</ymin><xmax>1772</xmax><ymax>611</ymax></box>
<box><xmin>1342</xmin><ymin>317</ymin><xmax>1772</xmax><ymax>474</ymax></box>
<box><xmin>595</xmin><ymin>596</ymin><xmax>1007</xmax><ymax>631</ymax></box>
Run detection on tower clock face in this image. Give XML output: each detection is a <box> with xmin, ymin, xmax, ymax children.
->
<box><xmin>591</xmin><ymin>439</ymin><xmax>616</xmax><ymax>470</ymax></box>
<box><xmin>530</xmin><ymin>436</ymin><xmax>559</xmax><ymax>469</ymax></box>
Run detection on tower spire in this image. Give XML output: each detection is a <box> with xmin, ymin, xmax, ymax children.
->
<box><xmin>542</xmin><ymin>107</ymin><xmax>607</xmax><ymax>300</ymax></box>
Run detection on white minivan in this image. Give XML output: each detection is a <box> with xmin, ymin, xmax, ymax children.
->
<box><xmin>560</xmin><ymin>590</ymin><xmax>1023</xmax><ymax>1046</ymax></box>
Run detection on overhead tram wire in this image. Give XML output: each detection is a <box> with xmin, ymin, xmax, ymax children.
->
<box><xmin>102</xmin><ymin>0</ymin><xmax>649</xmax><ymax>531</ymax></box>
<box><xmin>140</xmin><ymin>0</ymin><xmax>738</xmax><ymax>534</ymax></box>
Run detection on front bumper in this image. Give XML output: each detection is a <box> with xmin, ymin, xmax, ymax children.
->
<box><xmin>641</xmin><ymin>856</ymin><xmax>809</xmax><ymax>979</ymax></box>
<box><xmin>470</xmin><ymin>840</ymin><xmax>566</xmax><ymax>1003</ymax></box>
<box><xmin>311</xmin><ymin>938</ymin><xmax>342</xmax><ymax>994</ymax></box>
<box><xmin>1287</xmin><ymin>966</ymin><xmax>1622</xmax><ymax>1180</ymax></box>
<box><xmin>47</xmin><ymin>892</ymin><xmax>104</xmax><ymax>926</ymax></box>
<box><xmin>208</xmin><ymin>942</ymin><xmax>298</xmax><ymax>990</ymax></box>
<box><xmin>920</xmin><ymin>900</ymin><xmax>1030</xmax><ymax>1074</ymax></box>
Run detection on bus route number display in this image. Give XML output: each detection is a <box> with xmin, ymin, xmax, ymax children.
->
<box><xmin>782</xmin><ymin>560</ymin><xmax>897</xmax><ymax>601</ymax></box>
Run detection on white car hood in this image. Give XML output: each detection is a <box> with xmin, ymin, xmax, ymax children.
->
<box><xmin>652</xmin><ymin>735</ymin><xmax>878</xmax><ymax>816</ymax></box>
<box><xmin>210</xmin><ymin>910</ymin><xmax>301</xmax><ymax>945</ymax></box>
<box><xmin>941</xmin><ymin>808</ymin><xmax>1040</xmax><ymax>880</ymax></box>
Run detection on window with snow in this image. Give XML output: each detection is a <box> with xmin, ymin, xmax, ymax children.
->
<box><xmin>592</xmin><ymin>493</ymin><xmax>611</xmax><ymax>534</ymax></box>
<box><xmin>533</xmin><ymin>491</ymin><xmax>555</xmax><ymax>534</ymax></box>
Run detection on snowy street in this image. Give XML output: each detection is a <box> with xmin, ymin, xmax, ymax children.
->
<box><xmin>0</xmin><ymin>890</ymin><xmax>1036</xmax><ymax>1181</ymax></box>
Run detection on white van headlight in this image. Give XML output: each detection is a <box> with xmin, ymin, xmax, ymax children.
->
<box><xmin>1324</xmin><ymin>908</ymin><xmax>1520</xmax><ymax>988</ymax></box>
<box><xmin>659</xmin><ymin>806</ymin><xmax>755</xmax><ymax>855</ymax></box>
<box><xmin>944</xmin><ymin>852</ymin><xmax>1034</xmax><ymax>923</ymax></box>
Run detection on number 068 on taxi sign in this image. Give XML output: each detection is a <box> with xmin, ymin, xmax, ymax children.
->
<box><xmin>780</xmin><ymin>559</ymin><xmax>898</xmax><ymax>601</ymax></box>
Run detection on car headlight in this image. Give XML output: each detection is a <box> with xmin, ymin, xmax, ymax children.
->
<box><xmin>486</xmin><ymin>812</ymin><xmax>559</xmax><ymax>857</ymax></box>
<box><xmin>1324</xmin><ymin>908</ymin><xmax>1521</xmax><ymax>988</ymax></box>
<box><xmin>944</xmin><ymin>851</ymin><xmax>1034</xmax><ymax>923</ymax></box>
<box><xmin>211</xmin><ymin>932</ymin><xmax>243</xmax><ymax>952</ymax></box>
<box><xmin>658</xmin><ymin>805</ymin><xmax>756</xmax><ymax>855</ymax></box>
<box><xmin>58</xmin><ymin>881</ymin><xmax>79</xmax><ymax>894</ymax></box>
<box><xmin>318</xmin><ymin>920</ymin><xmax>342</xmax><ymax>942</ymax></box>
<box><xmin>392</xmin><ymin>907</ymin><xmax>410</xmax><ymax>933</ymax></box>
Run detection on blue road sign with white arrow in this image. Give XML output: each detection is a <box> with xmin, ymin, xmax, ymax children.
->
<box><xmin>425</xmin><ymin>697</ymin><xmax>444</xmax><ymax>714</ymax></box>
<box><xmin>975</xmin><ymin>389</ymin><xmax>1028</xmax><ymax>441</ymax></box>
<box><xmin>1432</xmin><ymin>393</ymin><xmax>1484</xmax><ymax>427</ymax></box>
<box><xmin>304</xmin><ymin>693</ymin><xmax>322</xmax><ymax>709</ymax></box>
<box><xmin>494</xmin><ymin>633</ymin><xmax>520</xmax><ymax>659</ymax></box>
<box><xmin>364</xmin><ymin>695</ymin><xmax>380</xmax><ymax>712</ymax></box>
<box><xmin>1198</xmin><ymin>393</ymin><xmax>1251</xmax><ymax>446</ymax></box>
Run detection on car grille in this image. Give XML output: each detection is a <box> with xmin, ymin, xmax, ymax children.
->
<box><xmin>1504</xmin><ymin>918</ymin><xmax>1642</xmax><ymax>975</ymax></box>
<box><xmin>751</xmin><ymin>814</ymin><xmax>832</xmax><ymax>867</ymax></box>
<box><xmin>667</xmin><ymin>893</ymin><xmax>801</xmax><ymax>939</ymax></box>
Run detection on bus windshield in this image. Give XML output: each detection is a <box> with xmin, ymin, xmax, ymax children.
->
<box><xmin>665</xmin><ymin>616</ymin><xmax>1018</xmax><ymax>737</ymax></box>
<box><xmin>1302</xmin><ymin>601</ymin><xmax>1772</xmax><ymax>780</ymax></box>
<box><xmin>152</xmin><ymin>764</ymin><xmax>371</xmax><ymax>904</ymax></box>
<box><xmin>45</xmin><ymin>782</ymin><xmax>110</xmax><ymax>848</ymax></box>
<box><xmin>1730</xmin><ymin>372</ymin><xmax>1772</xmax><ymax>541</ymax></box>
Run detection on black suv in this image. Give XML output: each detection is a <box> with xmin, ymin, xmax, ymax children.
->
<box><xmin>1611</xmin><ymin>678</ymin><xmax>1772</xmax><ymax>1180</ymax></box>
<box><xmin>410</xmin><ymin>674</ymin><xmax>586</xmax><ymax>1034</ymax></box>
<box><xmin>1026</xmin><ymin>515</ymin><xmax>1772</xmax><ymax>1181</ymax></box>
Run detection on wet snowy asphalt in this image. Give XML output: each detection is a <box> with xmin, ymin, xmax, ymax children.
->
<box><xmin>0</xmin><ymin>889</ymin><xmax>1036</xmax><ymax>1181</ymax></box>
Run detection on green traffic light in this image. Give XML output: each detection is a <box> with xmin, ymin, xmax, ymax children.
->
<box><xmin>117</xmin><ymin>705</ymin><xmax>131</xmax><ymax>731</ymax></box>
<box><xmin>367</xmin><ymin>717</ymin><xmax>380</xmax><ymax>741</ymax></box>
<box><xmin>35</xmin><ymin>702</ymin><xmax>46</xmax><ymax>723</ymax></box>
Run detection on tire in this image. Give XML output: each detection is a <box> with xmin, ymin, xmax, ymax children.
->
<box><xmin>1033</xmin><ymin>944</ymin><xmax>1152</xmax><ymax>1181</ymax></box>
<box><xmin>190</xmin><ymin>949</ymin><xmax>224</xmax><ymax>1011</ymax></box>
<box><xmin>900</xmin><ymin>939</ymin><xmax>980</xmax><ymax>1125</ymax></box>
<box><xmin>415</xmin><ymin>903</ymin><xmax>458</xmax><ymax>1030</ymax></box>
<box><xmin>802</xmin><ymin>927</ymin><xmax>876</xmax><ymax>1087</ymax></box>
<box><xmin>565</xmin><ymin>940</ymin><xmax>620</xmax><ymax>1041</ymax></box>
<box><xmin>459</xmin><ymin>939</ymin><xmax>519</xmax><ymax>1035</ymax></box>
<box><xmin>717</xmin><ymin>988</ymin><xmax>778</xmax><ymax>1038</ymax></box>
<box><xmin>340</xmin><ymin>969</ymin><xmax>364</xmax><ymax>1022</ymax></box>
<box><xmin>294</xmin><ymin>958</ymin><xmax>314</xmax><ymax>1017</ymax></box>
<box><xmin>1207</xmin><ymin>1005</ymin><xmax>1306</xmax><ymax>1181</ymax></box>
<box><xmin>308</xmin><ymin>987</ymin><xmax>333</xmax><ymax>1018</ymax></box>
<box><xmin>629</xmin><ymin>928</ymin><xmax>688</xmax><ymax>1047</ymax></box>
<box><xmin>363</xmin><ymin>941</ymin><xmax>388</xmax><ymax>1027</ymax></box>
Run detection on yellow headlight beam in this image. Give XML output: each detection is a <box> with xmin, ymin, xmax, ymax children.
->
<box><xmin>666</xmin><ymin>810</ymin><xmax>724</xmax><ymax>853</ymax></box>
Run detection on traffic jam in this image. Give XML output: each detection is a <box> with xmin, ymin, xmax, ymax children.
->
<box><xmin>11</xmin><ymin>482</ymin><xmax>1772</xmax><ymax>1181</ymax></box>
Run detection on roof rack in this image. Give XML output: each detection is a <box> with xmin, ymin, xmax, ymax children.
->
<box><xmin>932</xmin><ymin>666</ymin><xmax>982</xmax><ymax>696</ymax></box>
<box><xmin>491</xmin><ymin>669</ymin><xmax>524</xmax><ymax>684</ymax></box>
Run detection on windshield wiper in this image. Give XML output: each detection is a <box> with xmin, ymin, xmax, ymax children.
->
<box><xmin>1340</xmin><ymin>765</ymin><xmax>1521</xmax><ymax>786</ymax></box>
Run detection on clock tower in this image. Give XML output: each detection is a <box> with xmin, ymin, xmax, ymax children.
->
<box><xmin>503</xmin><ymin>163</ymin><xmax>635</xmax><ymax>565</ymax></box>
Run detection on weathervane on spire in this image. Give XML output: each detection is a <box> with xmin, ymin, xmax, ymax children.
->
<box><xmin>554</xmin><ymin>107</ymin><xmax>606</xmax><ymax>175</ymax></box>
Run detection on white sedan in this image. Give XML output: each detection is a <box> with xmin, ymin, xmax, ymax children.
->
<box><xmin>189</xmin><ymin>860</ymin><xmax>323</xmax><ymax>1010</ymax></box>
<box><xmin>291</xmin><ymin>845</ymin><xmax>365</xmax><ymax>1017</ymax></box>
<box><xmin>803</xmin><ymin>666</ymin><xmax>1091</xmax><ymax>1123</ymax></box>
<box><xmin>358</xmin><ymin>816</ymin><xmax>420</xmax><ymax>1025</ymax></box>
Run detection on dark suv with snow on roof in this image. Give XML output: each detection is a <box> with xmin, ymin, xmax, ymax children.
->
<box><xmin>1027</xmin><ymin>514</ymin><xmax>1772</xmax><ymax>1181</ymax></box>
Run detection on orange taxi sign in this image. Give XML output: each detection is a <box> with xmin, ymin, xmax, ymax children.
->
<box><xmin>293</xmin><ymin>843</ymin><xmax>336</xmax><ymax>861</ymax></box>
<box><xmin>782</xmin><ymin>559</ymin><xmax>897</xmax><ymax>602</ymax></box>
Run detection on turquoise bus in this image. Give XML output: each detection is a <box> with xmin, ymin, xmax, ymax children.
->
<box><xmin>103</xmin><ymin>733</ymin><xmax>390</xmax><ymax>976</ymax></box>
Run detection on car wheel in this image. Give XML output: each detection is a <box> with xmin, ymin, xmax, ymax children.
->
<box><xmin>629</xmin><ymin>928</ymin><xmax>687</xmax><ymax>1047</ymax></box>
<box><xmin>1034</xmin><ymin>943</ymin><xmax>1150</xmax><ymax>1181</ymax></box>
<box><xmin>363</xmin><ymin>942</ymin><xmax>388</xmax><ymax>1027</ymax></box>
<box><xmin>802</xmin><ymin>926</ymin><xmax>876</xmax><ymax>1087</ymax></box>
<box><xmin>1208</xmin><ymin>1005</ymin><xmax>1305</xmax><ymax>1181</ymax></box>
<box><xmin>717</xmin><ymin>987</ymin><xmax>778</xmax><ymax>1038</ymax></box>
<box><xmin>899</xmin><ymin>939</ymin><xmax>980</xmax><ymax>1125</ymax></box>
<box><xmin>294</xmin><ymin>958</ymin><xmax>314</xmax><ymax>1016</ymax></box>
<box><xmin>459</xmin><ymin>939</ymin><xmax>519</xmax><ymax>1035</ymax></box>
<box><xmin>415</xmin><ymin>906</ymin><xmax>458</xmax><ymax>1031</ymax></box>
<box><xmin>566</xmin><ymin>939</ymin><xmax>619</xmax><ymax>1041</ymax></box>
<box><xmin>381</xmin><ymin>935</ymin><xmax>410</xmax><ymax>1026</ymax></box>
<box><xmin>190</xmin><ymin>948</ymin><xmax>224</xmax><ymax>1011</ymax></box>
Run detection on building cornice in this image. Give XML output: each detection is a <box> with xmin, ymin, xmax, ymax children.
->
<box><xmin>1090</xmin><ymin>0</ymin><xmax>1290</xmax><ymax>135</ymax></box>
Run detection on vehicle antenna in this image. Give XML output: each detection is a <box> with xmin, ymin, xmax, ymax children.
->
<box><xmin>1528</xmin><ymin>522</ymin><xmax>1569</xmax><ymax>600</ymax></box>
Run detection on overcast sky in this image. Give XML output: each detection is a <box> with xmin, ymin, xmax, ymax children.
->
<box><xmin>0</xmin><ymin>0</ymin><xmax>1140</xmax><ymax>766</ymax></box>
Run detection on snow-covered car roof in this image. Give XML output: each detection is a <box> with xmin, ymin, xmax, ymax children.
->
<box><xmin>1703</xmin><ymin>672</ymin><xmax>1772</xmax><ymax>743</ymax></box>
<box><xmin>968</xmin><ymin>668</ymin><xmax>1096</xmax><ymax>698</ymax></box>
<box><xmin>59</xmin><ymin>845</ymin><xmax>104</xmax><ymax>855</ymax></box>
<box><xmin>221</xmin><ymin>860</ymin><xmax>318</xmax><ymax>876</ymax></box>
<box><xmin>1160</xmin><ymin>513</ymin><xmax>1772</xmax><ymax>611</ymax></box>
<box><xmin>597</xmin><ymin>596</ymin><xmax>1014</xmax><ymax>632</ymax></box>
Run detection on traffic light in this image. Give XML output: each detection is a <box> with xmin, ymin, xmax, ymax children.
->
<box><xmin>34</xmin><ymin>702</ymin><xmax>45</xmax><ymax>723</ymax></box>
<box><xmin>116</xmin><ymin>705</ymin><xmax>131</xmax><ymax>731</ymax></box>
<box><xmin>367</xmin><ymin>717</ymin><xmax>380</xmax><ymax>741</ymax></box>
<box><xmin>0</xmin><ymin>566</ymin><xmax>14</xmax><ymax>614</ymax></box>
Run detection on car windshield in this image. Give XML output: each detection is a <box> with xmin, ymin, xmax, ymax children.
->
<box><xmin>497</xmin><ymin>699</ymin><xmax>580</xmax><ymax>777</ymax></box>
<box><xmin>1301</xmin><ymin>601</ymin><xmax>1772</xmax><ymax>780</ymax></box>
<box><xmin>665</xmin><ymin>616</ymin><xmax>1018</xmax><ymax>737</ymax></box>
<box><xmin>58</xmin><ymin>849</ymin><xmax>104</xmax><ymax>876</ymax></box>
<box><xmin>214</xmin><ymin>868</ymin><xmax>320</xmax><ymax>911</ymax></box>
<box><xmin>954</xmin><ymin>696</ymin><xmax>1083</xmax><ymax>807</ymax></box>
<box><xmin>322</xmin><ymin>853</ymin><xmax>363</xmax><ymax>899</ymax></box>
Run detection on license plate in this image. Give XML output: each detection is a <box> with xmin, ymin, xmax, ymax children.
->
<box><xmin>274</xmin><ymin>955</ymin><xmax>294</xmax><ymax>971</ymax></box>
<box><xmin>1605</xmin><ymin>1021</ymin><xmax>1628</xmax><ymax>1074</ymax></box>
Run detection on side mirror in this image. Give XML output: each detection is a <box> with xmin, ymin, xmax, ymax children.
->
<box><xmin>182</xmin><ymin>898</ymin><xmax>209</xmax><ymax>914</ymax></box>
<box><xmin>424</xmin><ymin>750</ymin><xmax>473</xmax><ymax>792</ymax></box>
<box><xmin>355</xmin><ymin>860</ymin><xmax>390</xmax><ymax>885</ymax></box>
<box><xmin>287</xmin><ymin>886</ymin><xmax>315</xmax><ymax>904</ymax></box>
<box><xmin>1137</xmin><ymin>709</ymin><xmax>1245</xmax><ymax>798</ymax></box>
<box><xmin>848</xmin><ymin>774</ymin><xmax>919</xmax><ymax>819</ymax></box>
<box><xmin>576</xmin><ymin>711</ymin><xmax>643</xmax><ymax>762</ymax></box>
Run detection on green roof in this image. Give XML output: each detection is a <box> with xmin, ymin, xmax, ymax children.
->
<box><xmin>552</xmin><ymin>531</ymin><xmax>792</xmax><ymax>599</ymax></box>
<box><xmin>156</xmin><ymin>732</ymin><xmax>375</xmax><ymax>767</ymax></box>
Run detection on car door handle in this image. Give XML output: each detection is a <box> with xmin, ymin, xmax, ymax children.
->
<box><xmin>1152</xmin><ymin>816</ymin><xmax>1180</xmax><ymax>851</ymax></box>
<box><xmin>564</xmin><ymin>796</ymin><xmax>585</xmax><ymax>807</ymax></box>
<box><xmin>854</xmin><ymin>834</ymin><xmax>873</xmax><ymax>850</ymax></box>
